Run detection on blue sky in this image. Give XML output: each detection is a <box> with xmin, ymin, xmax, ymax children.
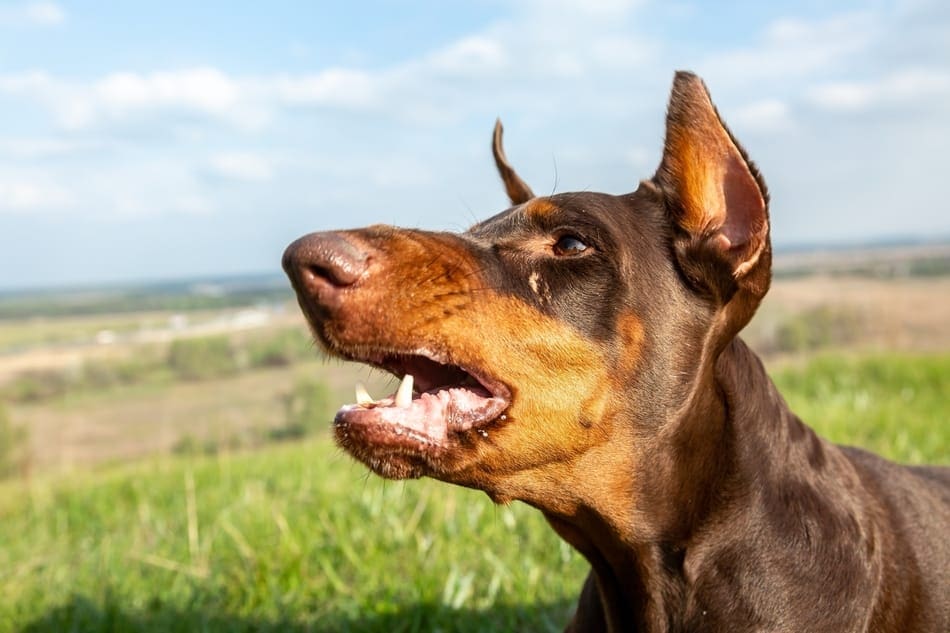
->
<box><xmin>1</xmin><ymin>0</ymin><xmax>948</xmax><ymax>290</ymax></box>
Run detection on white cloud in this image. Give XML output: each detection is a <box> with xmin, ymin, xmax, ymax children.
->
<box><xmin>515</xmin><ymin>0</ymin><xmax>645</xmax><ymax>18</ymax></box>
<box><xmin>424</xmin><ymin>35</ymin><xmax>508</xmax><ymax>76</ymax></box>
<box><xmin>270</xmin><ymin>68</ymin><xmax>378</xmax><ymax>108</ymax></box>
<box><xmin>0</xmin><ymin>0</ymin><xmax>947</xmax><ymax>257</ymax></box>
<box><xmin>808</xmin><ymin>68</ymin><xmax>950</xmax><ymax>111</ymax></box>
<box><xmin>0</xmin><ymin>0</ymin><xmax>652</xmax><ymax>135</ymax></box>
<box><xmin>732</xmin><ymin>99</ymin><xmax>793</xmax><ymax>133</ymax></box>
<box><xmin>0</xmin><ymin>70</ymin><xmax>54</xmax><ymax>94</ymax></box>
<box><xmin>1</xmin><ymin>68</ymin><xmax>267</xmax><ymax>131</ymax></box>
<box><xmin>0</xmin><ymin>2</ymin><xmax>65</xmax><ymax>26</ymax></box>
<box><xmin>0</xmin><ymin>0</ymin><xmax>655</xmax><ymax>137</ymax></box>
<box><xmin>808</xmin><ymin>82</ymin><xmax>871</xmax><ymax>111</ymax></box>
<box><xmin>78</xmin><ymin>67</ymin><xmax>263</xmax><ymax>130</ymax></box>
<box><xmin>0</xmin><ymin>137</ymin><xmax>98</xmax><ymax>158</ymax></box>
<box><xmin>208</xmin><ymin>152</ymin><xmax>272</xmax><ymax>182</ymax></box>
<box><xmin>23</xmin><ymin>1</ymin><xmax>63</xmax><ymax>24</ymax></box>
<box><xmin>700</xmin><ymin>12</ymin><xmax>880</xmax><ymax>85</ymax></box>
<box><xmin>0</xmin><ymin>180</ymin><xmax>71</xmax><ymax>211</ymax></box>
<box><xmin>77</xmin><ymin>157</ymin><xmax>220</xmax><ymax>218</ymax></box>
<box><xmin>95</xmin><ymin>68</ymin><xmax>238</xmax><ymax>113</ymax></box>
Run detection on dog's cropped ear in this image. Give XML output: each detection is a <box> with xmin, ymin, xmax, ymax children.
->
<box><xmin>493</xmin><ymin>119</ymin><xmax>535</xmax><ymax>205</ymax></box>
<box><xmin>654</xmin><ymin>71</ymin><xmax>770</xmax><ymax>298</ymax></box>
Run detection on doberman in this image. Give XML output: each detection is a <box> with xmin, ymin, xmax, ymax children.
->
<box><xmin>283</xmin><ymin>71</ymin><xmax>950</xmax><ymax>632</ymax></box>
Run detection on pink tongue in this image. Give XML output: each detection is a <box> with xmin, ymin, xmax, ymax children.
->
<box><xmin>337</xmin><ymin>386</ymin><xmax>505</xmax><ymax>444</ymax></box>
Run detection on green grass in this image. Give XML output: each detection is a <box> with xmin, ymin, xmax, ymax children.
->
<box><xmin>771</xmin><ymin>353</ymin><xmax>949</xmax><ymax>465</ymax></box>
<box><xmin>1</xmin><ymin>352</ymin><xmax>948</xmax><ymax>632</ymax></box>
<box><xmin>0</xmin><ymin>444</ymin><xmax>583</xmax><ymax>632</ymax></box>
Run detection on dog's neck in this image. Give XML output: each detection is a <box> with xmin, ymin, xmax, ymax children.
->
<box><xmin>543</xmin><ymin>337</ymin><xmax>814</xmax><ymax>630</ymax></box>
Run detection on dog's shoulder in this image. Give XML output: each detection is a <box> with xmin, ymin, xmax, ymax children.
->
<box><xmin>841</xmin><ymin>444</ymin><xmax>950</xmax><ymax>505</ymax></box>
<box><xmin>840</xmin><ymin>444</ymin><xmax>950</xmax><ymax>629</ymax></box>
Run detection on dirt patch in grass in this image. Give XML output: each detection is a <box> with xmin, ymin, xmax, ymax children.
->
<box><xmin>746</xmin><ymin>276</ymin><xmax>950</xmax><ymax>355</ymax></box>
<box><xmin>12</xmin><ymin>361</ymin><xmax>395</xmax><ymax>473</ymax></box>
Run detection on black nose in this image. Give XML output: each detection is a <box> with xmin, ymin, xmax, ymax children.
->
<box><xmin>282</xmin><ymin>232</ymin><xmax>369</xmax><ymax>294</ymax></box>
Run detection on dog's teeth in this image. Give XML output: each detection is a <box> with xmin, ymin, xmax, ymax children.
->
<box><xmin>395</xmin><ymin>374</ymin><xmax>414</xmax><ymax>408</ymax></box>
<box><xmin>355</xmin><ymin>382</ymin><xmax>373</xmax><ymax>406</ymax></box>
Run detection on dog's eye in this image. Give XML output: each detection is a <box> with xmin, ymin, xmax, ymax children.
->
<box><xmin>553</xmin><ymin>235</ymin><xmax>589</xmax><ymax>257</ymax></box>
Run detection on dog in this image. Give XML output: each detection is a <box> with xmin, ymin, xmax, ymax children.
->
<box><xmin>283</xmin><ymin>71</ymin><xmax>950</xmax><ymax>632</ymax></box>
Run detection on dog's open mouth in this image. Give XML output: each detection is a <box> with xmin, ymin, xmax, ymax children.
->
<box><xmin>335</xmin><ymin>351</ymin><xmax>510</xmax><ymax>446</ymax></box>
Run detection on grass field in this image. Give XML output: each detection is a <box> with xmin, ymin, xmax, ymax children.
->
<box><xmin>1</xmin><ymin>352</ymin><xmax>947</xmax><ymax>633</ymax></box>
<box><xmin>1</xmin><ymin>442</ymin><xmax>584</xmax><ymax>633</ymax></box>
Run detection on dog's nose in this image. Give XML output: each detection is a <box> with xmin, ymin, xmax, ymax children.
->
<box><xmin>282</xmin><ymin>232</ymin><xmax>369</xmax><ymax>294</ymax></box>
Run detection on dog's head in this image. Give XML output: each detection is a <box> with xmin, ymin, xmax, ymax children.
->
<box><xmin>283</xmin><ymin>71</ymin><xmax>769</xmax><ymax>511</ymax></box>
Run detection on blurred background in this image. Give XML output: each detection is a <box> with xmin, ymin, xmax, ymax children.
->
<box><xmin>1</xmin><ymin>1</ymin><xmax>948</xmax><ymax>631</ymax></box>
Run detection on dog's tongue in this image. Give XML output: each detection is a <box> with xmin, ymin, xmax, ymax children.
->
<box><xmin>336</xmin><ymin>374</ymin><xmax>506</xmax><ymax>443</ymax></box>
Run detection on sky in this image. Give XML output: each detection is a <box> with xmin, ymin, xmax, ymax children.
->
<box><xmin>0</xmin><ymin>0</ymin><xmax>948</xmax><ymax>290</ymax></box>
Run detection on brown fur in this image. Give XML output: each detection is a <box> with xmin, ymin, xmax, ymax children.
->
<box><xmin>283</xmin><ymin>71</ymin><xmax>950</xmax><ymax>632</ymax></box>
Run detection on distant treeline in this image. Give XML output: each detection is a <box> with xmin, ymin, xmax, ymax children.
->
<box><xmin>774</xmin><ymin>254</ymin><xmax>950</xmax><ymax>280</ymax></box>
<box><xmin>2</xmin><ymin>327</ymin><xmax>317</xmax><ymax>404</ymax></box>
<box><xmin>0</xmin><ymin>276</ymin><xmax>294</xmax><ymax>320</ymax></box>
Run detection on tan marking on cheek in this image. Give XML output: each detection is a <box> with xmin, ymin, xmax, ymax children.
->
<box><xmin>528</xmin><ymin>271</ymin><xmax>540</xmax><ymax>295</ymax></box>
<box><xmin>526</xmin><ymin>270</ymin><xmax>553</xmax><ymax>304</ymax></box>
<box><xmin>617</xmin><ymin>311</ymin><xmax>645</xmax><ymax>374</ymax></box>
<box><xmin>438</xmin><ymin>296</ymin><xmax>615</xmax><ymax>476</ymax></box>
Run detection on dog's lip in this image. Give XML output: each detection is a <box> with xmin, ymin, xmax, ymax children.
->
<box><xmin>329</xmin><ymin>343</ymin><xmax>511</xmax><ymax>403</ymax></box>
<box><xmin>328</xmin><ymin>344</ymin><xmax>512</xmax><ymax>448</ymax></box>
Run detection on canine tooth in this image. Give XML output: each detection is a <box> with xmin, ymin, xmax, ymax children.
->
<box><xmin>355</xmin><ymin>382</ymin><xmax>374</xmax><ymax>406</ymax></box>
<box><xmin>395</xmin><ymin>374</ymin><xmax>414</xmax><ymax>408</ymax></box>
